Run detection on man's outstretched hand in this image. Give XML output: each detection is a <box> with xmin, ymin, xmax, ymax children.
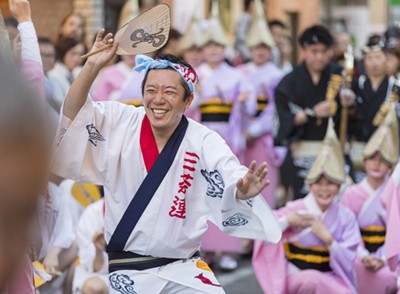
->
<box><xmin>236</xmin><ymin>161</ymin><xmax>269</xmax><ymax>200</ymax></box>
<box><xmin>86</xmin><ymin>29</ymin><xmax>119</xmax><ymax>72</ymax></box>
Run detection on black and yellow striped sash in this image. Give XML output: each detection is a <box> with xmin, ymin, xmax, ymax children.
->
<box><xmin>255</xmin><ymin>94</ymin><xmax>268</xmax><ymax>117</ymax></box>
<box><xmin>200</xmin><ymin>98</ymin><xmax>233</xmax><ymax>122</ymax></box>
<box><xmin>120</xmin><ymin>99</ymin><xmax>143</xmax><ymax>107</ymax></box>
<box><xmin>284</xmin><ymin>242</ymin><xmax>332</xmax><ymax>272</ymax></box>
<box><xmin>360</xmin><ymin>225</ymin><xmax>385</xmax><ymax>253</ymax></box>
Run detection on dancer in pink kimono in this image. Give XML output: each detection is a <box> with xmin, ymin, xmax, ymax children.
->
<box><xmin>237</xmin><ymin>0</ymin><xmax>284</xmax><ymax>208</ymax></box>
<box><xmin>92</xmin><ymin>55</ymin><xmax>137</xmax><ymax>102</ymax></box>
<box><xmin>341</xmin><ymin>104</ymin><xmax>399</xmax><ymax>294</ymax></box>
<box><xmin>197</xmin><ymin>0</ymin><xmax>257</xmax><ymax>271</ymax></box>
<box><xmin>253</xmin><ymin>118</ymin><xmax>360</xmax><ymax>294</ymax></box>
<box><xmin>116</xmin><ymin>70</ymin><xmax>145</xmax><ymax>107</ymax></box>
<box><xmin>195</xmin><ymin>0</ymin><xmax>257</xmax><ymax>159</ymax></box>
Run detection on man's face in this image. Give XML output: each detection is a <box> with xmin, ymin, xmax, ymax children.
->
<box><xmin>270</xmin><ymin>25</ymin><xmax>285</xmax><ymax>49</ymax></box>
<box><xmin>143</xmin><ymin>69</ymin><xmax>193</xmax><ymax>133</ymax></box>
<box><xmin>364</xmin><ymin>50</ymin><xmax>387</xmax><ymax>78</ymax></box>
<box><xmin>303</xmin><ymin>43</ymin><xmax>332</xmax><ymax>72</ymax></box>
<box><xmin>39</xmin><ymin>44</ymin><xmax>56</xmax><ymax>74</ymax></box>
<box><xmin>335</xmin><ymin>33</ymin><xmax>350</xmax><ymax>55</ymax></box>
<box><xmin>387</xmin><ymin>52</ymin><xmax>400</xmax><ymax>77</ymax></box>
<box><xmin>250</xmin><ymin>44</ymin><xmax>271</xmax><ymax>66</ymax></box>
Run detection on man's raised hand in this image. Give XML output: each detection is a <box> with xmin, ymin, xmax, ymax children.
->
<box><xmin>86</xmin><ymin>29</ymin><xmax>119</xmax><ymax>72</ymax></box>
<box><xmin>236</xmin><ymin>161</ymin><xmax>269</xmax><ymax>200</ymax></box>
<box><xmin>9</xmin><ymin>0</ymin><xmax>31</xmax><ymax>23</ymax></box>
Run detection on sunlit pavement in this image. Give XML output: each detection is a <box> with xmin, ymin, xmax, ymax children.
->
<box><xmin>214</xmin><ymin>255</ymin><xmax>264</xmax><ymax>294</ymax></box>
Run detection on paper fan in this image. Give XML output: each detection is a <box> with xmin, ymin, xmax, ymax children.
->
<box><xmin>82</xmin><ymin>4</ymin><xmax>170</xmax><ymax>59</ymax></box>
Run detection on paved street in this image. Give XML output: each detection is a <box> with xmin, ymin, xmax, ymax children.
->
<box><xmin>214</xmin><ymin>255</ymin><xmax>264</xmax><ymax>294</ymax></box>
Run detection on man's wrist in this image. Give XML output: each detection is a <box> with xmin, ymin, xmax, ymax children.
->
<box><xmin>17</xmin><ymin>18</ymin><xmax>32</xmax><ymax>23</ymax></box>
<box><xmin>304</xmin><ymin>107</ymin><xmax>316</xmax><ymax>118</ymax></box>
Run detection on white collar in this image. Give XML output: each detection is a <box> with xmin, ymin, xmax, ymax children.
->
<box><xmin>360</xmin><ymin>178</ymin><xmax>375</xmax><ymax>195</ymax></box>
<box><xmin>303</xmin><ymin>192</ymin><xmax>323</xmax><ymax>217</ymax></box>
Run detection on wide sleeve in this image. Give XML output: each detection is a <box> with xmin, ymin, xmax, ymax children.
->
<box><xmin>240</xmin><ymin>75</ymin><xmax>257</xmax><ymax>117</ymax></box>
<box><xmin>252</xmin><ymin>199</ymin><xmax>305</xmax><ymax>294</ymax></box>
<box><xmin>328</xmin><ymin>209</ymin><xmax>360</xmax><ymax>292</ymax></box>
<box><xmin>51</xmin><ymin>96</ymin><xmax>141</xmax><ymax>185</ymax></box>
<box><xmin>200</xmin><ymin>131</ymin><xmax>282</xmax><ymax>243</ymax></box>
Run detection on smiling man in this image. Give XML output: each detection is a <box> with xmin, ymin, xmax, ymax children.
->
<box><xmin>51</xmin><ymin>30</ymin><xmax>281</xmax><ymax>294</ymax></box>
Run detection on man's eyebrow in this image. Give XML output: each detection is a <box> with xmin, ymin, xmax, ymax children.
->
<box><xmin>145</xmin><ymin>84</ymin><xmax>157</xmax><ymax>89</ymax></box>
<box><xmin>165</xmin><ymin>86</ymin><xmax>178</xmax><ymax>90</ymax></box>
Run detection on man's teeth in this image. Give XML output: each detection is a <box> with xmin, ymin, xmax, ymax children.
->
<box><xmin>153</xmin><ymin>109</ymin><xmax>167</xmax><ymax>114</ymax></box>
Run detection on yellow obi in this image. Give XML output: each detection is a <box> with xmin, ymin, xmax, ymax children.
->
<box><xmin>255</xmin><ymin>94</ymin><xmax>269</xmax><ymax>117</ymax></box>
<box><xmin>200</xmin><ymin>98</ymin><xmax>233</xmax><ymax>122</ymax></box>
<box><xmin>360</xmin><ymin>225</ymin><xmax>385</xmax><ymax>253</ymax></box>
<box><xmin>120</xmin><ymin>99</ymin><xmax>143</xmax><ymax>107</ymax></box>
<box><xmin>284</xmin><ymin>242</ymin><xmax>332</xmax><ymax>272</ymax></box>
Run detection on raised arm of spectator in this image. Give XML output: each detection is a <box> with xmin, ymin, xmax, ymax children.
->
<box><xmin>9</xmin><ymin>0</ymin><xmax>45</xmax><ymax>102</ymax></box>
<box><xmin>63</xmin><ymin>30</ymin><xmax>118</xmax><ymax>120</ymax></box>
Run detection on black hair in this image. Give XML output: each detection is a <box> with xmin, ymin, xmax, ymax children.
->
<box><xmin>367</xmin><ymin>35</ymin><xmax>383</xmax><ymax>47</ymax></box>
<box><xmin>38</xmin><ymin>37</ymin><xmax>54</xmax><ymax>47</ymax></box>
<box><xmin>299</xmin><ymin>25</ymin><xmax>333</xmax><ymax>48</ymax></box>
<box><xmin>56</xmin><ymin>37</ymin><xmax>87</xmax><ymax>63</ymax></box>
<box><xmin>168</xmin><ymin>28</ymin><xmax>182</xmax><ymax>41</ymax></box>
<box><xmin>141</xmin><ymin>53</ymin><xmax>196</xmax><ymax>101</ymax></box>
<box><xmin>364</xmin><ymin>36</ymin><xmax>387</xmax><ymax>55</ymax></box>
<box><xmin>268</xmin><ymin>20</ymin><xmax>285</xmax><ymax>29</ymax></box>
<box><xmin>385</xmin><ymin>27</ymin><xmax>400</xmax><ymax>41</ymax></box>
<box><xmin>4</xmin><ymin>17</ymin><xmax>18</xmax><ymax>28</ymax></box>
<box><xmin>244</xmin><ymin>0</ymin><xmax>255</xmax><ymax>11</ymax></box>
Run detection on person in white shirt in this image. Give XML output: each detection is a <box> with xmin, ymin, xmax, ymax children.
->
<box><xmin>73</xmin><ymin>198</ymin><xmax>108</xmax><ymax>294</ymax></box>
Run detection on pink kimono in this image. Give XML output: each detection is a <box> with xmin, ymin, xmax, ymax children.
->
<box><xmin>115</xmin><ymin>70</ymin><xmax>144</xmax><ymax>107</ymax></box>
<box><xmin>195</xmin><ymin>62</ymin><xmax>257</xmax><ymax>159</ymax></box>
<box><xmin>341</xmin><ymin>178</ymin><xmax>398</xmax><ymax>294</ymax></box>
<box><xmin>197</xmin><ymin>62</ymin><xmax>257</xmax><ymax>253</ymax></box>
<box><xmin>381</xmin><ymin>163</ymin><xmax>400</xmax><ymax>272</ymax></box>
<box><xmin>92</xmin><ymin>61</ymin><xmax>133</xmax><ymax>102</ymax></box>
<box><xmin>237</xmin><ymin>61</ymin><xmax>285</xmax><ymax>208</ymax></box>
<box><xmin>253</xmin><ymin>193</ymin><xmax>360</xmax><ymax>294</ymax></box>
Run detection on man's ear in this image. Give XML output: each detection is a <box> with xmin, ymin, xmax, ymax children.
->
<box><xmin>185</xmin><ymin>93</ymin><xmax>194</xmax><ymax>110</ymax></box>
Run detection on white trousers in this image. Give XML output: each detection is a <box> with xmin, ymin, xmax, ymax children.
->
<box><xmin>108</xmin><ymin>256</ymin><xmax>226</xmax><ymax>294</ymax></box>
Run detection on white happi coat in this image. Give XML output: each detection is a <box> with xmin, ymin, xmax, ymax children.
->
<box><xmin>51</xmin><ymin>97</ymin><xmax>281</xmax><ymax>292</ymax></box>
<box><xmin>73</xmin><ymin>198</ymin><xmax>108</xmax><ymax>293</ymax></box>
<box><xmin>37</xmin><ymin>182</ymin><xmax>76</xmax><ymax>261</ymax></box>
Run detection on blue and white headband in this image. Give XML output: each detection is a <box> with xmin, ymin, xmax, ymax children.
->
<box><xmin>133</xmin><ymin>55</ymin><xmax>198</xmax><ymax>93</ymax></box>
